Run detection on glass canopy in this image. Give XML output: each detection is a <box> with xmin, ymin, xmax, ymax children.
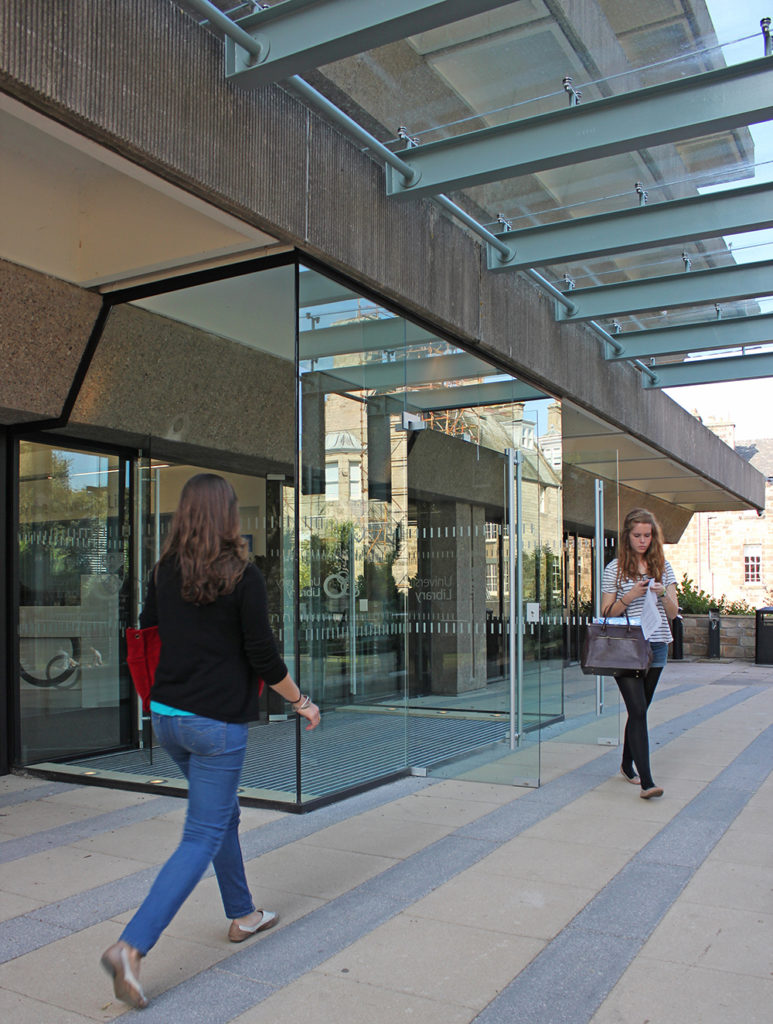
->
<box><xmin>220</xmin><ymin>0</ymin><xmax>769</xmax><ymax>376</ymax></box>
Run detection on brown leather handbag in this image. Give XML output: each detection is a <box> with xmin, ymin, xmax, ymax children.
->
<box><xmin>581</xmin><ymin>613</ymin><xmax>652</xmax><ymax>676</ymax></box>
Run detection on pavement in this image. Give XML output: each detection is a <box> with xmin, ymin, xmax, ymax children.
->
<box><xmin>1</xmin><ymin>658</ymin><xmax>771</xmax><ymax>1023</ymax></box>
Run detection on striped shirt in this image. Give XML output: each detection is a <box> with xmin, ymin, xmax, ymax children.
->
<box><xmin>602</xmin><ymin>558</ymin><xmax>677</xmax><ymax>644</ymax></box>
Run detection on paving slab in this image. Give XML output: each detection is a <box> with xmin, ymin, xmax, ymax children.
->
<box><xmin>0</xmin><ymin>659</ymin><xmax>771</xmax><ymax>1024</ymax></box>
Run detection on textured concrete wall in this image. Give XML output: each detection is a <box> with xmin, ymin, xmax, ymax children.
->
<box><xmin>0</xmin><ymin>0</ymin><xmax>764</xmax><ymax>508</ymax></box>
<box><xmin>0</xmin><ymin>260</ymin><xmax>102</xmax><ymax>423</ymax></box>
<box><xmin>62</xmin><ymin>303</ymin><xmax>296</xmax><ymax>473</ymax></box>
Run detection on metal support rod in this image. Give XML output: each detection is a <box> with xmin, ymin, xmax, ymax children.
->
<box><xmin>507</xmin><ymin>448</ymin><xmax>516</xmax><ymax>749</ymax></box>
<box><xmin>435</xmin><ymin>195</ymin><xmax>513</xmax><ymax>260</ymax></box>
<box><xmin>594</xmin><ymin>478</ymin><xmax>605</xmax><ymax>716</ymax></box>
<box><xmin>525</xmin><ymin>268</ymin><xmax>579</xmax><ymax>315</ymax></box>
<box><xmin>185</xmin><ymin>0</ymin><xmax>265</xmax><ymax>60</ymax></box>
<box><xmin>348</xmin><ymin>529</ymin><xmax>357</xmax><ymax>696</ymax></box>
<box><xmin>632</xmin><ymin>358</ymin><xmax>660</xmax><ymax>384</ymax></box>
<box><xmin>763</xmin><ymin>17</ymin><xmax>772</xmax><ymax>56</ymax></box>
<box><xmin>516</xmin><ymin>450</ymin><xmax>524</xmax><ymax>743</ymax></box>
<box><xmin>507</xmin><ymin>448</ymin><xmax>523</xmax><ymax>749</ymax></box>
<box><xmin>588</xmin><ymin>319</ymin><xmax>625</xmax><ymax>355</ymax></box>
<box><xmin>562</xmin><ymin>75</ymin><xmax>582</xmax><ymax>106</ymax></box>
<box><xmin>288</xmin><ymin>76</ymin><xmax>418</xmax><ymax>186</ymax></box>
<box><xmin>187</xmin><ymin>0</ymin><xmax>418</xmax><ymax>186</ymax></box>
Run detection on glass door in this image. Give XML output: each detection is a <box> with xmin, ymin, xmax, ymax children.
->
<box><xmin>18</xmin><ymin>440</ymin><xmax>132</xmax><ymax>762</ymax></box>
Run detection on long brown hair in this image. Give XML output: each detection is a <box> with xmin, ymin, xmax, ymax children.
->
<box><xmin>617</xmin><ymin>508</ymin><xmax>665</xmax><ymax>584</ymax></box>
<box><xmin>161</xmin><ymin>473</ymin><xmax>248</xmax><ymax>604</ymax></box>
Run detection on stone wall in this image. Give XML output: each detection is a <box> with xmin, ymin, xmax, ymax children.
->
<box><xmin>680</xmin><ymin>614</ymin><xmax>756</xmax><ymax>661</ymax></box>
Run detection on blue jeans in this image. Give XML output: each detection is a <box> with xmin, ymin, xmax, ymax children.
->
<box><xmin>120</xmin><ymin>714</ymin><xmax>254</xmax><ymax>955</ymax></box>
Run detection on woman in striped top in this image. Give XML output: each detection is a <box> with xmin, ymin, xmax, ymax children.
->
<box><xmin>601</xmin><ymin>508</ymin><xmax>678</xmax><ymax>799</ymax></box>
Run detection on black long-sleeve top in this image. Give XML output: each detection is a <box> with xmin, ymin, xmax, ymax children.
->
<box><xmin>140</xmin><ymin>559</ymin><xmax>288</xmax><ymax>723</ymax></box>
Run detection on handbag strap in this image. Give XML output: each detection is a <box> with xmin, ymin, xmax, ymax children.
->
<box><xmin>600</xmin><ymin>609</ymin><xmax>633</xmax><ymax>632</ymax></box>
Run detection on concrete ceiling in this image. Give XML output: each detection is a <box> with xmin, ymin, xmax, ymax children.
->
<box><xmin>0</xmin><ymin>93</ymin><xmax>279</xmax><ymax>289</ymax></box>
<box><xmin>562</xmin><ymin>401</ymin><xmax>752</xmax><ymax>512</ymax></box>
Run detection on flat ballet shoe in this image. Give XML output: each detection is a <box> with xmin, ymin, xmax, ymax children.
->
<box><xmin>640</xmin><ymin>786</ymin><xmax>664</xmax><ymax>799</ymax></box>
<box><xmin>620</xmin><ymin>765</ymin><xmax>639</xmax><ymax>784</ymax></box>
<box><xmin>100</xmin><ymin>942</ymin><xmax>148</xmax><ymax>1010</ymax></box>
<box><xmin>228</xmin><ymin>910</ymin><xmax>278</xmax><ymax>943</ymax></box>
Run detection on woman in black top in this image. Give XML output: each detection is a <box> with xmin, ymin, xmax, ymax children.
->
<box><xmin>101</xmin><ymin>474</ymin><xmax>319</xmax><ymax>1009</ymax></box>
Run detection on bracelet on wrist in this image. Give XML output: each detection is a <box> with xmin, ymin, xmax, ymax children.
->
<box><xmin>292</xmin><ymin>695</ymin><xmax>311</xmax><ymax>711</ymax></box>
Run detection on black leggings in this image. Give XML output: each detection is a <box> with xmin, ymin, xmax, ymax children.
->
<box><xmin>615</xmin><ymin>666</ymin><xmax>663</xmax><ymax>790</ymax></box>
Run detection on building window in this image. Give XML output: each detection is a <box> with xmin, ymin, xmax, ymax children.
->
<box><xmin>349</xmin><ymin>461</ymin><xmax>362</xmax><ymax>500</ymax></box>
<box><xmin>325</xmin><ymin>462</ymin><xmax>339</xmax><ymax>500</ymax></box>
<box><xmin>744</xmin><ymin>544</ymin><xmax>762</xmax><ymax>583</ymax></box>
<box><xmin>551</xmin><ymin>559</ymin><xmax>562</xmax><ymax>599</ymax></box>
<box><xmin>485</xmin><ymin>522</ymin><xmax>499</xmax><ymax>540</ymax></box>
<box><xmin>486</xmin><ymin>562</ymin><xmax>499</xmax><ymax>598</ymax></box>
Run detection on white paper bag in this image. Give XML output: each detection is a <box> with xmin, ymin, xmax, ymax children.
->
<box><xmin>641</xmin><ymin>582</ymin><xmax>661</xmax><ymax>640</ymax></box>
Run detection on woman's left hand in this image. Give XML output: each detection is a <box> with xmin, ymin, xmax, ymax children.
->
<box><xmin>298</xmin><ymin>700</ymin><xmax>321</xmax><ymax>731</ymax></box>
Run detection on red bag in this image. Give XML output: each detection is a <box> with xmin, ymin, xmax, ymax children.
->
<box><xmin>125</xmin><ymin>626</ymin><xmax>162</xmax><ymax>712</ymax></box>
<box><xmin>125</xmin><ymin>624</ymin><xmax>265</xmax><ymax>713</ymax></box>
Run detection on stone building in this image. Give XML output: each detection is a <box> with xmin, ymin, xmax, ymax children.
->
<box><xmin>666</xmin><ymin>423</ymin><xmax>773</xmax><ymax>609</ymax></box>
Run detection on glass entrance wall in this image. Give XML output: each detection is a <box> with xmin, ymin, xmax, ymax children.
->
<box><xmin>297</xmin><ymin>264</ymin><xmax>565</xmax><ymax>791</ymax></box>
<box><xmin>18</xmin><ymin>441</ymin><xmax>132</xmax><ymax>762</ymax></box>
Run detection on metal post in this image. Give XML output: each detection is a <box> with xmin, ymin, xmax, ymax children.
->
<box><xmin>506</xmin><ymin>448</ymin><xmax>517</xmax><ymax>748</ymax></box>
<box><xmin>349</xmin><ymin>528</ymin><xmax>357</xmax><ymax>696</ymax></box>
<box><xmin>515</xmin><ymin>450</ymin><xmax>524</xmax><ymax>742</ymax></box>
<box><xmin>594</xmin><ymin>478</ymin><xmax>605</xmax><ymax>716</ymax></box>
<box><xmin>506</xmin><ymin>448</ymin><xmax>525</xmax><ymax>748</ymax></box>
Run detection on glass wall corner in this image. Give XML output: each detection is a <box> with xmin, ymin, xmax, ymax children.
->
<box><xmin>295</xmin><ymin>263</ymin><xmax>572</xmax><ymax>795</ymax></box>
<box><xmin>10</xmin><ymin>255</ymin><xmax>600</xmax><ymax>805</ymax></box>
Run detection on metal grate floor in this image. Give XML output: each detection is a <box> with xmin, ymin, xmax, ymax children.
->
<box><xmin>64</xmin><ymin>710</ymin><xmax>515</xmax><ymax>802</ymax></box>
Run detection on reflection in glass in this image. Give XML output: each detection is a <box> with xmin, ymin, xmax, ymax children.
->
<box><xmin>18</xmin><ymin>442</ymin><xmax>131</xmax><ymax>761</ymax></box>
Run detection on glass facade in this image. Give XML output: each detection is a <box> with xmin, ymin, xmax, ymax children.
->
<box><xmin>18</xmin><ymin>443</ymin><xmax>132</xmax><ymax>762</ymax></box>
<box><xmin>11</xmin><ymin>255</ymin><xmax>626</xmax><ymax>805</ymax></box>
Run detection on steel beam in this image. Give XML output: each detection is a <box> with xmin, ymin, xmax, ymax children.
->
<box><xmin>304</xmin><ymin>352</ymin><xmax>496</xmax><ymax>391</ymax></box>
<box><xmin>225</xmin><ymin>0</ymin><xmax>516</xmax><ymax>87</ymax></box>
<box><xmin>401</xmin><ymin>380</ymin><xmax>545</xmax><ymax>410</ymax></box>
<box><xmin>487</xmin><ymin>182</ymin><xmax>773</xmax><ymax>271</ymax></box>
<box><xmin>299</xmin><ymin>274</ymin><xmax>360</xmax><ymax>308</ymax></box>
<box><xmin>301</xmin><ymin>318</ymin><xmax>437</xmax><ymax>359</ymax></box>
<box><xmin>607</xmin><ymin>313</ymin><xmax>773</xmax><ymax>361</ymax></box>
<box><xmin>386</xmin><ymin>58</ymin><xmax>773</xmax><ymax>200</ymax></box>
<box><xmin>555</xmin><ymin>260</ymin><xmax>773</xmax><ymax>323</ymax></box>
<box><xmin>644</xmin><ymin>352</ymin><xmax>773</xmax><ymax>388</ymax></box>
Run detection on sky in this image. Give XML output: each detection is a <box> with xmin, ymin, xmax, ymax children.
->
<box><xmin>663</xmin><ymin>0</ymin><xmax>772</xmax><ymax>441</ymax></box>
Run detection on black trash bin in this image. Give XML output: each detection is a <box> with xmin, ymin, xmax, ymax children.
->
<box><xmin>671</xmin><ymin>613</ymin><xmax>684</xmax><ymax>660</ymax></box>
<box><xmin>708</xmin><ymin>608</ymin><xmax>720</xmax><ymax>658</ymax></box>
<box><xmin>755</xmin><ymin>607</ymin><xmax>773</xmax><ymax>664</ymax></box>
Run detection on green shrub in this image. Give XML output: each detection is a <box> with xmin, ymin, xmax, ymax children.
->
<box><xmin>675</xmin><ymin>574</ymin><xmax>756</xmax><ymax>616</ymax></box>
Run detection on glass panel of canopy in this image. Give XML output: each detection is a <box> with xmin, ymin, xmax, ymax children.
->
<box><xmin>308</xmin><ymin>1</ymin><xmax>772</xmax><ymax>348</ymax></box>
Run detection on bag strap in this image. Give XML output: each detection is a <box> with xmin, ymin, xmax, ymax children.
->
<box><xmin>600</xmin><ymin>609</ymin><xmax>633</xmax><ymax>632</ymax></box>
